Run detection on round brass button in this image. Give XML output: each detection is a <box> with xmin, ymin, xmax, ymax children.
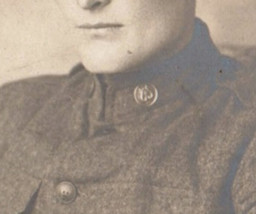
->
<box><xmin>56</xmin><ymin>181</ymin><xmax>77</xmax><ymax>204</ymax></box>
<box><xmin>134</xmin><ymin>84</ymin><xmax>158</xmax><ymax>106</ymax></box>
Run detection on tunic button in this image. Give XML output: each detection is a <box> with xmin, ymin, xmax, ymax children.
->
<box><xmin>134</xmin><ymin>84</ymin><xmax>158</xmax><ymax>106</ymax></box>
<box><xmin>56</xmin><ymin>181</ymin><xmax>77</xmax><ymax>204</ymax></box>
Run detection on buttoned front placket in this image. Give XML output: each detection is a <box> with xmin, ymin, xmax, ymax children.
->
<box><xmin>87</xmin><ymin>74</ymin><xmax>117</xmax><ymax>137</ymax></box>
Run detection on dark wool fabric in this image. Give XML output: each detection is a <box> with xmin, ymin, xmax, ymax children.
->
<box><xmin>1</xmin><ymin>19</ymin><xmax>256</xmax><ymax>214</ymax></box>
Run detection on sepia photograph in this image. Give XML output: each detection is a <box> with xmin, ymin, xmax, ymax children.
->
<box><xmin>1</xmin><ymin>0</ymin><xmax>256</xmax><ymax>213</ymax></box>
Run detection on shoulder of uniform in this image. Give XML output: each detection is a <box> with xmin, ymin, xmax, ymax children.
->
<box><xmin>0</xmin><ymin>74</ymin><xmax>71</xmax><ymax>137</ymax></box>
<box><xmin>235</xmin><ymin>67</ymin><xmax>256</xmax><ymax>108</ymax></box>
<box><xmin>0</xmin><ymin>63</ymin><xmax>92</xmax><ymax>129</ymax></box>
<box><xmin>218</xmin><ymin>61</ymin><xmax>256</xmax><ymax>109</ymax></box>
<box><xmin>0</xmin><ymin>63</ymin><xmax>90</xmax><ymax>110</ymax></box>
<box><xmin>216</xmin><ymin>45</ymin><xmax>256</xmax><ymax>108</ymax></box>
<box><xmin>0</xmin><ymin>74</ymin><xmax>67</xmax><ymax>109</ymax></box>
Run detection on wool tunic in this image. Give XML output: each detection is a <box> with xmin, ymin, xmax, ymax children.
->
<box><xmin>1</xmin><ymin>19</ymin><xmax>256</xmax><ymax>214</ymax></box>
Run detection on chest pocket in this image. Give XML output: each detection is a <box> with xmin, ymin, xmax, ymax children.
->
<box><xmin>0</xmin><ymin>160</ymin><xmax>42</xmax><ymax>214</ymax></box>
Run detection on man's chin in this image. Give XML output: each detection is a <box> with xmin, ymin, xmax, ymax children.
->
<box><xmin>80</xmin><ymin>56</ymin><xmax>143</xmax><ymax>74</ymax></box>
<box><xmin>85</xmin><ymin>68</ymin><xmax>126</xmax><ymax>74</ymax></box>
<box><xmin>81</xmin><ymin>63</ymin><xmax>128</xmax><ymax>74</ymax></box>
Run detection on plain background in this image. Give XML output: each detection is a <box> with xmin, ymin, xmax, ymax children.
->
<box><xmin>1</xmin><ymin>0</ymin><xmax>256</xmax><ymax>86</ymax></box>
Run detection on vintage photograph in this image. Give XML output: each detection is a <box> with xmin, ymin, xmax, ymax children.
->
<box><xmin>1</xmin><ymin>0</ymin><xmax>256</xmax><ymax>213</ymax></box>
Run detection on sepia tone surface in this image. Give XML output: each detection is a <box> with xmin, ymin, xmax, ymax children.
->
<box><xmin>0</xmin><ymin>0</ymin><xmax>256</xmax><ymax>85</ymax></box>
<box><xmin>1</xmin><ymin>1</ymin><xmax>256</xmax><ymax>214</ymax></box>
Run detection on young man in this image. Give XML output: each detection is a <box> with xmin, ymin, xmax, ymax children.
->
<box><xmin>0</xmin><ymin>0</ymin><xmax>256</xmax><ymax>213</ymax></box>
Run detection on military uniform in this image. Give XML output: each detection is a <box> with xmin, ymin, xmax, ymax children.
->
<box><xmin>1</xmin><ymin>19</ymin><xmax>256</xmax><ymax>214</ymax></box>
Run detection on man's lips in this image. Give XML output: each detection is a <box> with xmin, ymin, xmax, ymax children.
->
<box><xmin>77</xmin><ymin>23</ymin><xmax>124</xmax><ymax>29</ymax></box>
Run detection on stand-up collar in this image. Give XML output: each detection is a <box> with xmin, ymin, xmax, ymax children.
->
<box><xmin>85</xmin><ymin>18</ymin><xmax>225</xmax><ymax>90</ymax></box>
<box><xmin>69</xmin><ymin>18</ymin><xmax>240</xmax><ymax>136</ymax></box>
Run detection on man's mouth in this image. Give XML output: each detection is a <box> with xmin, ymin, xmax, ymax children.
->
<box><xmin>77</xmin><ymin>23</ymin><xmax>124</xmax><ymax>30</ymax></box>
